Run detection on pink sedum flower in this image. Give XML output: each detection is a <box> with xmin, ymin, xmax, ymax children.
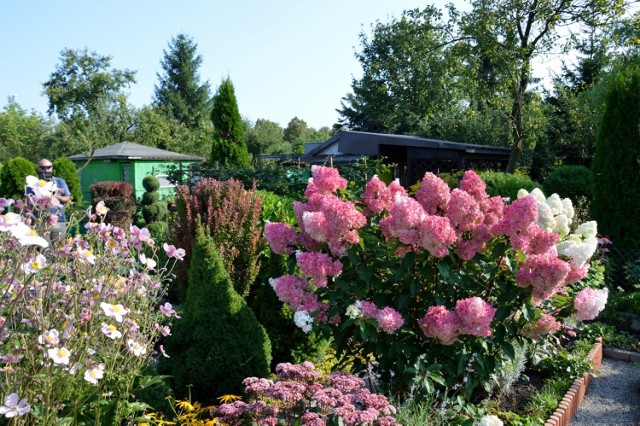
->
<box><xmin>573</xmin><ymin>287</ymin><xmax>608</xmax><ymax>321</ymax></box>
<box><xmin>455</xmin><ymin>297</ymin><xmax>496</xmax><ymax>337</ymax></box>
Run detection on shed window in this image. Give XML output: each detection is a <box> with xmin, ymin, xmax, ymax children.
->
<box><xmin>155</xmin><ymin>174</ymin><xmax>175</xmax><ymax>188</ymax></box>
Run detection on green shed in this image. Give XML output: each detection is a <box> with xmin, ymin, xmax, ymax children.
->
<box><xmin>68</xmin><ymin>142</ymin><xmax>204</xmax><ymax>202</ymax></box>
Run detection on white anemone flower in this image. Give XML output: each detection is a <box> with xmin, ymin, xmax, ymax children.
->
<box><xmin>95</xmin><ymin>200</ymin><xmax>109</xmax><ymax>216</ymax></box>
<box><xmin>84</xmin><ymin>364</ymin><xmax>105</xmax><ymax>384</ymax></box>
<box><xmin>100</xmin><ymin>323</ymin><xmax>122</xmax><ymax>339</ymax></box>
<box><xmin>38</xmin><ymin>329</ymin><xmax>60</xmax><ymax>346</ymax></box>
<box><xmin>100</xmin><ymin>302</ymin><xmax>129</xmax><ymax>323</ymax></box>
<box><xmin>21</xmin><ymin>254</ymin><xmax>47</xmax><ymax>274</ymax></box>
<box><xmin>47</xmin><ymin>347</ymin><xmax>71</xmax><ymax>365</ymax></box>
<box><xmin>127</xmin><ymin>339</ymin><xmax>146</xmax><ymax>357</ymax></box>
<box><xmin>10</xmin><ymin>222</ymin><xmax>48</xmax><ymax>248</ymax></box>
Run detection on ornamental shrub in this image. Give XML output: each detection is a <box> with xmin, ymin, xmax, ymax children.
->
<box><xmin>161</xmin><ymin>224</ymin><xmax>271</xmax><ymax>404</ymax></box>
<box><xmin>265</xmin><ymin>166</ymin><xmax>605</xmax><ymax>401</ymax></box>
<box><xmin>140</xmin><ymin>175</ymin><xmax>168</xmax><ymax>240</ymax></box>
<box><xmin>479</xmin><ymin>170</ymin><xmax>541</xmax><ymax>201</ymax></box>
<box><xmin>0</xmin><ymin>156</ymin><xmax>36</xmax><ymax>199</ymax></box>
<box><xmin>90</xmin><ymin>181</ymin><xmax>137</xmax><ymax>228</ymax></box>
<box><xmin>543</xmin><ymin>165</ymin><xmax>592</xmax><ymax>205</ymax></box>
<box><xmin>52</xmin><ymin>157</ymin><xmax>82</xmax><ymax>203</ymax></box>
<box><xmin>591</xmin><ymin>64</ymin><xmax>640</xmax><ymax>248</ymax></box>
<box><xmin>172</xmin><ymin>178</ymin><xmax>262</xmax><ymax>302</ymax></box>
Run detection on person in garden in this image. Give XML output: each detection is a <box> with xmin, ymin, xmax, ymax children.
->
<box><xmin>29</xmin><ymin>158</ymin><xmax>72</xmax><ymax>241</ymax></box>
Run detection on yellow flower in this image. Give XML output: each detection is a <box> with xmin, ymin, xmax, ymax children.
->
<box><xmin>218</xmin><ymin>394</ymin><xmax>241</xmax><ymax>404</ymax></box>
<box><xmin>175</xmin><ymin>399</ymin><xmax>197</xmax><ymax>412</ymax></box>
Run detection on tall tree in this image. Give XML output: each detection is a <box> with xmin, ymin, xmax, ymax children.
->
<box><xmin>0</xmin><ymin>103</ymin><xmax>54</xmax><ymax>162</ymax></box>
<box><xmin>154</xmin><ymin>34</ymin><xmax>212</xmax><ymax>130</ymax></box>
<box><xmin>210</xmin><ymin>78</ymin><xmax>250</xmax><ymax>167</ymax></box>
<box><xmin>338</xmin><ymin>6</ymin><xmax>463</xmax><ymax>135</ymax></box>
<box><xmin>460</xmin><ymin>0</ymin><xmax>626</xmax><ymax>172</ymax></box>
<box><xmin>248</xmin><ymin>118</ymin><xmax>286</xmax><ymax>157</ymax></box>
<box><xmin>42</xmin><ymin>48</ymin><xmax>136</xmax><ymax>157</ymax></box>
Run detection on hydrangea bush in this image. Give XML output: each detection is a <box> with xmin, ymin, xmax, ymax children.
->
<box><xmin>213</xmin><ymin>361</ymin><xmax>399</xmax><ymax>426</ymax></box>
<box><xmin>0</xmin><ymin>176</ymin><xmax>184</xmax><ymax>424</ymax></box>
<box><xmin>265</xmin><ymin>166</ymin><xmax>607</xmax><ymax>400</ymax></box>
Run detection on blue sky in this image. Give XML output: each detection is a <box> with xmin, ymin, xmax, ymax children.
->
<box><xmin>2</xmin><ymin>0</ymin><xmax>471</xmax><ymax>130</ymax></box>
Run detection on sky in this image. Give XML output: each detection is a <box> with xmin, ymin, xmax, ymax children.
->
<box><xmin>0</xmin><ymin>0</ymin><xmax>476</xmax><ymax>130</ymax></box>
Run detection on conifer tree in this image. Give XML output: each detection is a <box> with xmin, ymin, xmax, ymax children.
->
<box><xmin>154</xmin><ymin>33</ymin><xmax>212</xmax><ymax>130</ymax></box>
<box><xmin>210</xmin><ymin>78</ymin><xmax>250</xmax><ymax>167</ymax></box>
<box><xmin>162</xmin><ymin>224</ymin><xmax>271</xmax><ymax>404</ymax></box>
<box><xmin>591</xmin><ymin>64</ymin><xmax>640</xmax><ymax>248</ymax></box>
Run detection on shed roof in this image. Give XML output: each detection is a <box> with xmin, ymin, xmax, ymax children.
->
<box><xmin>68</xmin><ymin>142</ymin><xmax>204</xmax><ymax>162</ymax></box>
<box><xmin>306</xmin><ymin>131</ymin><xmax>511</xmax><ymax>157</ymax></box>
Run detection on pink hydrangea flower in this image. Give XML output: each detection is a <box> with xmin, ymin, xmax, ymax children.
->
<box><xmin>295</xmin><ymin>251</ymin><xmax>343</xmax><ymax>288</ymax></box>
<box><xmin>415</xmin><ymin>172</ymin><xmax>451</xmax><ymax>214</ymax></box>
<box><xmin>416</xmin><ymin>215</ymin><xmax>457</xmax><ymax>258</ymax></box>
<box><xmin>481</xmin><ymin>196</ymin><xmax>505</xmax><ymax>228</ymax></box>
<box><xmin>521</xmin><ymin>313</ymin><xmax>563</xmax><ymax>339</ymax></box>
<box><xmin>447</xmin><ymin>189</ymin><xmax>484</xmax><ymax>233</ymax></box>
<box><xmin>455</xmin><ymin>297</ymin><xmax>496</xmax><ymax>337</ymax></box>
<box><xmin>459</xmin><ymin>170</ymin><xmax>487</xmax><ymax>202</ymax></box>
<box><xmin>362</xmin><ymin>175</ymin><xmax>392</xmax><ymax>215</ymax></box>
<box><xmin>418</xmin><ymin>306</ymin><xmax>461</xmax><ymax>345</ymax></box>
<box><xmin>491</xmin><ymin>195</ymin><xmax>538</xmax><ymax>238</ymax></box>
<box><xmin>301</xmin><ymin>211</ymin><xmax>328</xmax><ymax>242</ymax></box>
<box><xmin>573</xmin><ymin>287</ymin><xmax>608</xmax><ymax>321</ymax></box>
<box><xmin>355</xmin><ymin>300</ymin><xmax>379</xmax><ymax>319</ymax></box>
<box><xmin>264</xmin><ymin>222</ymin><xmax>298</xmax><ymax>254</ymax></box>
<box><xmin>375</xmin><ymin>306</ymin><xmax>404</xmax><ymax>334</ymax></box>
<box><xmin>379</xmin><ymin>194</ymin><xmax>425</xmax><ymax>240</ymax></box>
<box><xmin>269</xmin><ymin>275</ymin><xmax>308</xmax><ymax>308</ymax></box>
<box><xmin>310</xmin><ymin>166</ymin><xmax>347</xmax><ymax>194</ymax></box>
<box><xmin>516</xmin><ymin>251</ymin><xmax>570</xmax><ymax>301</ymax></box>
<box><xmin>456</xmin><ymin>225</ymin><xmax>491</xmax><ymax>260</ymax></box>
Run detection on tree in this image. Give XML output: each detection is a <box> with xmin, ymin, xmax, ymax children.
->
<box><xmin>247</xmin><ymin>118</ymin><xmax>286</xmax><ymax>157</ymax></box>
<box><xmin>338</xmin><ymin>6</ymin><xmax>464</xmax><ymax>135</ymax></box>
<box><xmin>52</xmin><ymin>157</ymin><xmax>82</xmax><ymax>203</ymax></box>
<box><xmin>42</xmin><ymin>48</ymin><xmax>136</xmax><ymax>158</ymax></box>
<box><xmin>0</xmin><ymin>103</ymin><xmax>54</xmax><ymax>162</ymax></box>
<box><xmin>162</xmin><ymin>225</ymin><xmax>271</xmax><ymax>403</ymax></box>
<box><xmin>591</xmin><ymin>64</ymin><xmax>640</xmax><ymax>248</ymax></box>
<box><xmin>459</xmin><ymin>0</ymin><xmax>626</xmax><ymax>172</ymax></box>
<box><xmin>210</xmin><ymin>78</ymin><xmax>250</xmax><ymax>167</ymax></box>
<box><xmin>153</xmin><ymin>34</ymin><xmax>212</xmax><ymax>130</ymax></box>
<box><xmin>284</xmin><ymin>117</ymin><xmax>312</xmax><ymax>143</ymax></box>
<box><xmin>0</xmin><ymin>157</ymin><xmax>37</xmax><ymax>199</ymax></box>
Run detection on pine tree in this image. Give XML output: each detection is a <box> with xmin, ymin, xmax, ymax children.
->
<box><xmin>162</xmin><ymin>224</ymin><xmax>271</xmax><ymax>404</ymax></box>
<box><xmin>591</xmin><ymin>64</ymin><xmax>640</xmax><ymax>248</ymax></box>
<box><xmin>154</xmin><ymin>33</ymin><xmax>212</xmax><ymax>130</ymax></box>
<box><xmin>210</xmin><ymin>78</ymin><xmax>250</xmax><ymax>167</ymax></box>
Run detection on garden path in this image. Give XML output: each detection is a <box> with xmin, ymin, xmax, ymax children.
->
<box><xmin>570</xmin><ymin>356</ymin><xmax>640</xmax><ymax>426</ymax></box>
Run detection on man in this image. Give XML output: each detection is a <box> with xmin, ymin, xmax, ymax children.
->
<box><xmin>35</xmin><ymin>159</ymin><xmax>72</xmax><ymax>242</ymax></box>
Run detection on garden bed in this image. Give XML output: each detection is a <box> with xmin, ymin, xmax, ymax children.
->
<box><xmin>543</xmin><ymin>337</ymin><xmax>603</xmax><ymax>426</ymax></box>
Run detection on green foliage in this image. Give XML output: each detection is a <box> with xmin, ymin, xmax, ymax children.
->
<box><xmin>210</xmin><ymin>78</ymin><xmax>249</xmax><ymax>168</ymax></box>
<box><xmin>478</xmin><ymin>171</ymin><xmax>542</xmax><ymax>201</ymax></box>
<box><xmin>154</xmin><ymin>33</ymin><xmax>212</xmax><ymax>130</ymax></box>
<box><xmin>52</xmin><ymin>157</ymin><xmax>82</xmax><ymax>202</ymax></box>
<box><xmin>542</xmin><ymin>165</ymin><xmax>591</xmax><ymax>205</ymax></box>
<box><xmin>142</xmin><ymin>175</ymin><xmax>161</xmax><ymax>192</ymax></box>
<box><xmin>142</xmin><ymin>203</ymin><xmax>167</xmax><ymax>224</ymax></box>
<box><xmin>162</xmin><ymin>225</ymin><xmax>271</xmax><ymax>404</ymax></box>
<box><xmin>591</xmin><ymin>64</ymin><xmax>640</xmax><ymax>247</ymax></box>
<box><xmin>142</xmin><ymin>191</ymin><xmax>160</xmax><ymax>205</ymax></box>
<box><xmin>0</xmin><ymin>103</ymin><xmax>54</xmax><ymax>162</ymax></box>
<box><xmin>0</xmin><ymin>157</ymin><xmax>37</xmax><ymax>199</ymax></box>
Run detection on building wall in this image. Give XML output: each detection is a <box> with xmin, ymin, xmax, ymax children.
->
<box><xmin>77</xmin><ymin>161</ymin><xmax>122</xmax><ymax>202</ymax></box>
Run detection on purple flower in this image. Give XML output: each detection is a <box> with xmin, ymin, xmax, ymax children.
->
<box><xmin>163</xmin><ymin>243</ymin><xmax>186</xmax><ymax>260</ymax></box>
<box><xmin>0</xmin><ymin>393</ymin><xmax>31</xmax><ymax>418</ymax></box>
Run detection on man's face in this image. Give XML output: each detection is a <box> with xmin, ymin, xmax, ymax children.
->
<box><xmin>37</xmin><ymin>162</ymin><xmax>53</xmax><ymax>180</ymax></box>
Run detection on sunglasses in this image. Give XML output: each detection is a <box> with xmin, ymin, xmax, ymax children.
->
<box><xmin>39</xmin><ymin>165</ymin><xmax>53</xmax><ymax>170</ymax></box>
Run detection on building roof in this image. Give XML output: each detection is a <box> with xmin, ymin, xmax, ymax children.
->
<box><xmin>68</xmin><ymin>142</ymin><xmax>204</xmax><ymax>162</ymax></box>
<box><xmin>305</xmin><ymin>130</ymin><xmax>511</xmax><ymax>157</ymax></box>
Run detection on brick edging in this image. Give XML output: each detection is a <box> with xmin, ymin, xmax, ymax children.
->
<box><xmin>543</xmin><ymin>337</ymin><xmax>603</xmax><ymax>426</ymax></box>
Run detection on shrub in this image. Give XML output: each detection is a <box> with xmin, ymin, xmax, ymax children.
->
<box><xmin>265</xmin><ymin>167</ymin><xmax>605</xmax><ymax>401</ymax></box>
<box><xmin>479</xmin><ymin>170</ymin><xmax>542</xmax><ymax>201</ymax></box>
<box><xmin>140</xmin><ymin>175</ymin><xmax>168</xmax><ymax>241</ymax></box>
<box><xmin>172</xmin><ymin>178</ymin><xmax>262</xmax><ymax>302</ymax></box>
<box><xmin>591</xmin><ymin>64</ymin><xmax>640</xmax><ymax>248</ymax></box>
<box><xmin>53</xmin><ymin>157</ymin><xmax>82</xmax><ymax>203</ymax></box>
<box><xmin>142</xmin><ymin>175</ymin><xmax>161</xmax><ymax>192</ymax></box>
<box><xmin>542</xmin><ymin>165</ymin><xmax>592</xmax><ymax>205</ymax></box>
<box><xmin>0</xmin><ymin>156</ymin><xmax>37</xmax><ymax>199</ymax></box>
<box><xmin>161</xmin><ymin>225</ymin><xmax>271</xmax><ymax>404</ymax></box>
<box><xmin>90</xmin><ymin>181</ymin><xmax>137</xmax><ymax>228</ymax></box>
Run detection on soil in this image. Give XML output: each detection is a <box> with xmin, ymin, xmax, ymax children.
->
<box><xmin>494</xmin><ymin>368</ymin><xmax>550</xmax><ymax>414</ymax></box>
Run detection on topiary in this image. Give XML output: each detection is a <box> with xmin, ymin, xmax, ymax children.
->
<box><xmin>542</xmin><ymin>165</ymin><xmax>592</xmax><ymax>205</ymax></box>
<box><xmin>140</xmin><ymin>175</ymin><xmax>167</xmax><ymax>239</ymax></box>
<box><xmin>0</xmin><ymin>157</ymin><xmax>37</xmax><ymax>200</ymax></box>
<box><xmin>53</xmin><ymin>157</ymin><xmax>82</xmax><ymax>203</ymax></box>
<box><xmin>161</xmin><ymin>224</ymin><xmax>271</xmax><ymax>404</ymax></box>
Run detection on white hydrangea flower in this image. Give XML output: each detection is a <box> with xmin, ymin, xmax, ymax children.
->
<box><xmin>546</xmin><ymin>193</ymin><xmax>564</xmax><ymax>215</ymax></box>
<box><xmin>516</xmin><ymin>188</ymin><xmax>530</xmax><ymax>199</ymax></box>
<box><xmin>575</xmin><ymin>221</ymin><xmax>597</xmax><ymax>239</ymax></box>
<box><xmin>345</xmin><ymin>304</ymin><xmax>361</xmax><ymax>320</ymax></box>
<box><xmin>537</xmin><ymin>203</ymin><xmax>556</xmax><ymax>231</ymax></box>
<box><xmin>553</xmin><ymin>214</ymin><xmax>571</xmax><ymax>236</ymax></box>
<box><xmin>474</xmin><ymin>415</ymin><xmax>504</xmax><ymax>426</ymax></box>
<box><xmin>561</xmin><ymin>198</ymin><xmax>575</xmax><ymax>220</ymax></box>
<box><xmin>529</xmin><ymin>188</ymin><xmax>547</xmax><ymax>203</ymax></box>
<box><xmin>293</xmin><ymin>310</ymin><xmax>313</xmax><ymax>333</ymax></box>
